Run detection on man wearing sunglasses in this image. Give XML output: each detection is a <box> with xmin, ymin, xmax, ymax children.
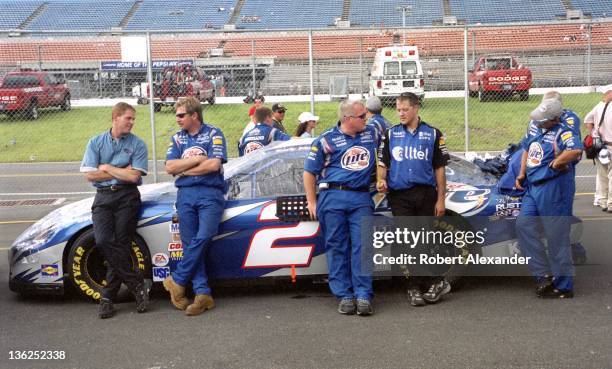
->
<box><xmin>163</xmin><ymin>97</ymin><xmax>227</xmax><ymax>316</ymax></box>
<box><xmin>376</xmin><ymin>92</ymin><xmax>451</xmax><ymax>307</ymax></box>
<box><xmin>304</xmin><ymin>99</ymin><xmax>380</xmax><ymax>316</ymax></box>
<box><xmin>271</xmin><ymin>103</ymin><xmax>288</xmax><ymax>133</ymax></box>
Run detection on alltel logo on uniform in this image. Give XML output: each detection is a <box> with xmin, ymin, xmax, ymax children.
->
<box><xmin>340</xmin><ymin>146</ymin><xmax>370</xmax><ymax>171</ymax></box>
<box><xmin>392</xmin><ymin>146</ymin><xmax>429</xmax><ymax>162</ymax></box>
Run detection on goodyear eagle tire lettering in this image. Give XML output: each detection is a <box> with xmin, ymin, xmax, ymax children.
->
<box><xmin>67</xmin><ymin>228</ymin><xmax>151</xmax><ymax>302</ymax></box>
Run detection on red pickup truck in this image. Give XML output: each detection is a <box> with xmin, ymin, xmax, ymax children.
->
<box><xmin>0</xmin><ymin>71</ymin><xmax>71</xmax><ymax>120</ymax></box>
<box><xmin>468</xmin><ymin>56</ymin><xmax>532</xmax><ymax>102</ymax></box>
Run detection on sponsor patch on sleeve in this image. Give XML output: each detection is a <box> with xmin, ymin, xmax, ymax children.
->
<box><xmin>561</xmin><ymin>132</ymin><xmax>573</xmax><ymax>142</ymax></box>
<box><xmin>213</xmin><ymin>136</ymin><xmax>223</xmax><ymax>145</ymax></box>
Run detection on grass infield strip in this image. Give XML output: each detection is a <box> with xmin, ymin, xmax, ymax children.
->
<box><xmin>0</xmin><ymin>93</ymin><xmax>600</xmax><ymax>162</ymax></box>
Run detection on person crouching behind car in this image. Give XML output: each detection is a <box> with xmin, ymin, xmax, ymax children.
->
<box><xmin>80</xmin><ymin>102</ymin><xmax>151</xmax><ymax>319</ymax></box>
<box><xmin>303</xmin><ymin>99</ymin><xmax>380</xmax><ymax>316</ymax></box>
<box><xmin>515</xmin><ymin>98</ymin><xmax>583</xmax><ymax>298</ymax></box>
<box><xmin>164</xmin><ymin>96</ymin><xmax>228</xmax><ymax>316</ymax></box>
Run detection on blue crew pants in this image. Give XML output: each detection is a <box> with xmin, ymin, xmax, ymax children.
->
<box><xmin>516</xmin><ymin>174</ymin><xmax>574</xmax><ymax>291</ymax></box>
<box><xmin>317</xmin><ymin>189</ymin><xmax>374</xmax><ymax>300</ymax></box>
<box><xmin>172</xmin><ymin>186</ymin><xmax>224</xmax><ymax>295</ymax></box>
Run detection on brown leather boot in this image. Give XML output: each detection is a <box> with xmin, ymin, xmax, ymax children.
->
<box><xmin>162</xmin><ymin>276</ymin><xmax>189</xmax><ymax>310</ymax></box>
<box><xmin>185</xmin><ymin>294</ymin><xmax>215</xmax><ymax>316</ymax></box>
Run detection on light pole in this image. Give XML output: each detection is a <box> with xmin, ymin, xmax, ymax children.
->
<box><xmin>396</xmin><ymin>5</ymin><xmax>412</xmax><ymax>45</ymax></box>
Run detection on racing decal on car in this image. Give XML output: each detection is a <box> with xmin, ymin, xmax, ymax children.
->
<box><xmin>244</xmin><ymin>142</ymin><xmax>264</xmax><ymax>155</ymax></box>
<box><xmin>341</xmin><ymin>146</ymin><xmax>370</xmax><ymax>171</ymax></box>
<box><xmin>168</xmin><ymin>242</ymin><xmax>182</xmax><ymax>251</ymax></box>
<box><xmin>153</xmin><ymin>252</ymin><xmax>169</xmax><ymax>267</ymax></box>
<box><xmin>169</xmin><ymin>223</ymin><xmax>179</xmax><ymax>233</ymax></box>
<box><xmin>242</xmin><ymin>202</ymin><xmax>319</xmax><ymax>268</ymax></box>
<box><xmin>153</xmin><ymin>267</ymin><xmax>170</xmax><ymax>282</ymax></box>
<box><xmin>169</xmin><ymin>250</ymin><xmax>183</xmax><ymax>261</ymax></box>
<box><xmin>527</xmin><ymin>142</ymin><xmax>544</xmax><ymax>167</ymax></box>
<box><xmin>445</xmin><ymin>182</ymin><xmax>491</xmax><ymax>216</ymax></box>
<box><xmin>40</xmin><ymin>264</ymin><xmax>59</xmax><ymax>278</ymax></box>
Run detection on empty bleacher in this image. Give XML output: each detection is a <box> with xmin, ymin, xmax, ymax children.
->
<box><xmin>125</xmin><ymin>0</ymin><xmax>236</xmax><ymax>30</ymax></box>
<box><xmin>449</xmin><ymin>0</ymin><xmax>567</xmax><ymax>24</ymax></box>
<box><xmin>570</xmin><ymin>0</ymin><xmax>610</xmax><ymax>18</ymax></box>
<box><xmin>28</xmin><ymin>0</ymin><xmax>134</xmax><ymax>30</ymax></box>
<box><xmin>349</xmin><ymin>0</ymin><xmax>445</xmax><ymax>27</ymax></box>
<box><xmin>0</xmin><ymin>1</ymin><xmax>43</xmax><ymax>29</ymax></box>
<box><xmin>235</xmin><ymin>0</ymin><xmax>343</xmax><ymax>30</ymax></box>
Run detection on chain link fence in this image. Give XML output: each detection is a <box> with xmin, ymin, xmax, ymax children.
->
<box><xmin>0</xmin><ymin>22</ymin><xmax>610</xmax><ymax>191</ymax></box>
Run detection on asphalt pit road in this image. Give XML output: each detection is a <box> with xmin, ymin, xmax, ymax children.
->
<box><xmin>291</xmin><ymin>294</ymin><xmax>311</xmax><ymax>299</ymax></box>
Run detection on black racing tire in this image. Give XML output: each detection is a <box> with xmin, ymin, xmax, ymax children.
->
<box><xmin>60</xmin><ymin>94</ymin><xmax>71</xmax><ymax>111</ymax></box>
<box><xmin>26</xmin><ymin>100</ymin><xmax>39</xmax><ymax>120</ymax></box>
<box><xmin>66</xmin><ymin>228</ymin><xmax>151</xmax><ymax>302</ymax></box>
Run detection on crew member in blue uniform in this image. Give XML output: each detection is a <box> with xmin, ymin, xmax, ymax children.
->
<box><xmin>304</xmin><ymin>99</ymin><xmax>380</xmax><ymax>316</ymax></box>
<box><xmin>365</xmin><ymin>95</ymin><xmax>390</xmax><ymax>137</ymax></box>
<box><xmin>376</xmin><ymin>92</ymin><xmax>452</xmax><ymax>307</ymax></box>
<box><xmin>515</xmin><ymin>98</ymin><xmax>582</xmax><ymax>298</ymax></box>
<box><xmin>163</xmin><ymin>97</ymin><xmax>227</xmax><ymax>316</ymax></box>
<box><xmin>239</xmin><ymin>107</ymin><xmax>291</xmax><ymax>156</ymax></box>
<box><xmin>81</xmin><ymin>102</ymin><xmax>151</xmax><ymax>319</ymax></box>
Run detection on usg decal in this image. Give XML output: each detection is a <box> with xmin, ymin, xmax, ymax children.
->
<box><xmin>341</xmin><ymin>146</ymin><xmax>370</xmax><ymax>171</ymax></box>
<box><xmin>152</xmin><ymin>267</ymin><xmax>170</xmax><ymax>282</ymax></box>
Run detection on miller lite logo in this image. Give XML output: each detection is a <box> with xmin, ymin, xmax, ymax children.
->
<box><xmin>182</xmin><ymin>146</ymin><xmax>206</xmax><ymax>158</ymax></box>
<box><xmin>340</xmin><ymin>146</ymin><xmax>370</xmax><ymax>171</ymax></box>
<box><xmin>244</xmin><ymin>141</ymin><xmax>264</xmax><ymax>155</ymax></box>
<box><xmin>527</xmin><ymin>142</ymin><xmax>544</xmax><ymax>168</ymax></box>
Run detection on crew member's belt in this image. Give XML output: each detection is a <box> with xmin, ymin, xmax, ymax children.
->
<box><xmin>96</xmin><ymin>184</ymin><xmax>137</xmax><ymax>192</ymax></box>
<box><xmin>323</xmin><ymin>183</ymin><xmax>369</xmax><ymax>192</ymax></box>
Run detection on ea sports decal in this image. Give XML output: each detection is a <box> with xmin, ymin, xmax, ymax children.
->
<box><xmin>527</xmin><ymin>142</ymin><xmax>544</xmax><ymax>168</ymax></box>
<box><xmin>244</xmin><ymin>142</ymin><xmax>264</xmax><ymax>155</ymax></box>
<box><xmin>182</xmin><ymin>146</ymin><xmax>206</xmax><ymax>158</ymax></box>
<box><xmin>153</xmin><ymin>252</ymin><xmax>169</xmax><ymax>267</ymax></box>
<box><xmin>340</xmin><ymin>146</ymin><xmax>370</xmax><ymax>171</ymax></box>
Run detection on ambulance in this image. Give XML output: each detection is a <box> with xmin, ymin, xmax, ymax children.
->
<box><xmin>369</xmin><ymin>46</ymin><xmax>424</xmax><ymax>104</ymax></box>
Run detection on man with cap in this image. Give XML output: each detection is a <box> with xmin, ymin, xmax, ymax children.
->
<box><xmin>271</xmin><ymin>103</ymin><xmax>288</xmax><ymax>133</ymax></box>
<box><xmin>584</xmin><ymin>84</ymin><xmax>612</xmax><ymax>211</ymax></box>
<box><xmin>295</xmin><ymin>111</ymin><xmax>319</xmax><ymax>138</ymax></box>
<box><xmin>239</xmin><ymin>106</ymin><xmax>291</xmax><ymax>156</ymax></box>
<box><xmin>304</xmin><ymin>98</ymin><xmax>380</xmax><ymax>316</ymax></box>
<box><xmin>365</xmin><ymin>95</ymin><xmax>390</xmax><ymax>137</ymax></box>
<box><xmin>515</xmin><ymin>98</ymin><xmax>583</xmax><ymax>298</ymax></box>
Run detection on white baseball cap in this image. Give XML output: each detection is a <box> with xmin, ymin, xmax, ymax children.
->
<box><xmin>599</xmin><ymin>148</ymin><xmax>610</xmax><ymax>165</ymax></box>
<box><xmin>298</xmin><ymin>112</ymin><xmax>320</xmax><ymax>123</ymax></box>
<box><xmin>596</xmin><ymin>84</ymin><xmax>612</xmax><ymax>94</ymax></box>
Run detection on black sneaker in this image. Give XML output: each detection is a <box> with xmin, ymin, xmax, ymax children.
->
<box><xmin>541</xmin><ymin>288</ymin><xmax>574</xmax><ymax>299</ymax></box>
<box><xmin>408</xmin><ymin>289</ymin><xmax>426</xmax><ymax>307</ymax></box>
<box><xmin>337</xmin><ymin>298</ymin><xmax>356</xmax><ymax>315</ymax></box>
<box><xmin>356</xmin><ymin>298</ymin><xmax>373</xmax><ymax>316</ymax></box>
<box><xmin>98</xmin><ymin>298</ymin><xmax>115</xmax><ymax>319</ymax></box>
<box><xmin>535</xmin><ymin>276</ymin><xmax>554</xmax><ymax>297</ymax></box>
<box><xmin>423</xmin><ymin>280</ymin><xmax>451</xmax><ymax>303</ymax></box>
<box><xmin>134</xmin><ymin>279</ymin><xmax>152</xmax><ymax>313</ymax></box>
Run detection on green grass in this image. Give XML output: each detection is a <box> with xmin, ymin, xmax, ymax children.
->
<box><xmin>0</xmin><ymin>93</ymin><xmax>601</xmax><ymax>162</ymax></box>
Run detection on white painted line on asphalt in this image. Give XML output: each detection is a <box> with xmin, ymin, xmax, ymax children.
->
<box><xmin>575</xmin><ymin>192</ymin><xmax>595</xmax><ymax>196</ymax></box>
<box><xmin>0</xmin><ymin>173</ymin><xmax>82</xmax><ymax>178</ymax></box>
<box><xmin>0</xmin><ymin>192</ymin><xmax>94</xmax><ymax>196</ymax></box>
<box><xmin>582</xmin><ymin>217</ymin><xmax>612</xmax><ymax>221</ymax></box>
<box><xmin>576</xmin><ymin>175</ymin><xmax>596</xmax><ymax>178</ymax></box>
<box><xmin>0</xmin><ymin>220</ymin><xmax>38</xmax><ymax>224</ymax></box>
<box><xmin>0</xmin><ymin>247</ymin><xmax>8</xmax><ymax>251</ymax></box>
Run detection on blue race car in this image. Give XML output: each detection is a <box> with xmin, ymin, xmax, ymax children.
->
<box><xmin>8</xmin><ymin>139</ymin><xmax>584</xmax><ymax>301</ymax></box>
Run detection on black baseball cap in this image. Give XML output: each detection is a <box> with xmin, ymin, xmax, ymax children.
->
<box><xmin>272</xmin><ymin>103</ymin><xmax>287</xmax><ymax>113</ymax></box>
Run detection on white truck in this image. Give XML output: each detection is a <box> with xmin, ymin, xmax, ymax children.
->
<box><xmin>369</xmin><ymin>46</ymin><xmax>425</xmax><ymax>104</ymax></box>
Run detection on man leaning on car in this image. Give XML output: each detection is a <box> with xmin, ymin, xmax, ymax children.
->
<box><xmin>163</xmin><ymin>96</ymin><xmax>228</xmax><ymax>316</ymax></box>
<box><xmin>304</xmin><ymin>98</ymin><xmax>380</xmax><ymax>316</ymax></box>
<box><xmin>80</xmin><ymin>102</ymin><xmax>151</xmax><ymax>319</ymax></box>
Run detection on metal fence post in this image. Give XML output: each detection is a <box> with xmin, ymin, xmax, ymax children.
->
<box><xmin>146</xmin><ymin>31</ymin><xmax>158</xmax><ymax>183</ymax></box>
<box><xmin>251</xmin><ymin>39</ymin><xmax>256</xmax><ymax>97</ymax></box>
<box><xmin>308</xmin><ymin>29</ymin><xmax>314</xmax><ymax>114</ymax></box>
<box><xmin>464</xmin><ymin>26</ymin><xmax>470</xmax><ymax>152</ymax></box>
<box><xmin>359</xmin><ymin>37</ymin><xmax>364</xmax><ymax>97</ymax></box>
<box><xmin>587</xmin><ymin>22</ymin><xmax>592</xmax><ymax>86</ymax></box>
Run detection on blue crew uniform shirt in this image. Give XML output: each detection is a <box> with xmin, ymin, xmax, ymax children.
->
<box><xmin>367</xmin><ymin>113</ymin><xmax>390</xmax><ymax>137</ymax></box>
<box><xmin>238</xmin><ymin>122</ymin><xmax>291</xmax><ymax>156</ymax></box>
<box><xmin>80</xmin><ymin>129</ymin><xmax>148</xmax><ymax>188</ymax></box>
<box><xmin>378</xmin><ymin>120</ymin><xmax>449</xmax><ymax>190</ymax></box>
<box><xmin>166</xmin><ymin>123</ymin><xmax>227</xmax><ymax>191</ymax></box>
<box><xmin>304</xmin><ymin>124</ymin><xmax>380</xmax><ymax>190</ymax></box>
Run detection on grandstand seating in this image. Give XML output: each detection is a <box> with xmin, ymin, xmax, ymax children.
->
<box><xmin>0</xmin><ymin>1</ymin><xmax>42</xmax><ymax>29</ymax></box>
<box><xmin>234</xmin><ymin>0</ymin><xmax>343</xmax><ymax>29</ymax></box>
<box><xmin>349</xmin><ymin>0</ymin><xmax>444</xmax><ymax>27</ymax></box>
<box><xmin>450</xmin><ymin>0</ymin><xmax>567</xmax><ymax>24</ymax></box>
<box><xmin>571</xmin><ymin>0</ymin><xmax>610</xmax><ymax>18</ymax></box>
<box><xmin>125</xmin><ymin>0</ymin><xmax>236</xmax><ymax>30</ymax></box>
<box><xmin>28</xmin><ymin>1</ymin><xmax>134</xmax><ymax>30</ymax></box>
